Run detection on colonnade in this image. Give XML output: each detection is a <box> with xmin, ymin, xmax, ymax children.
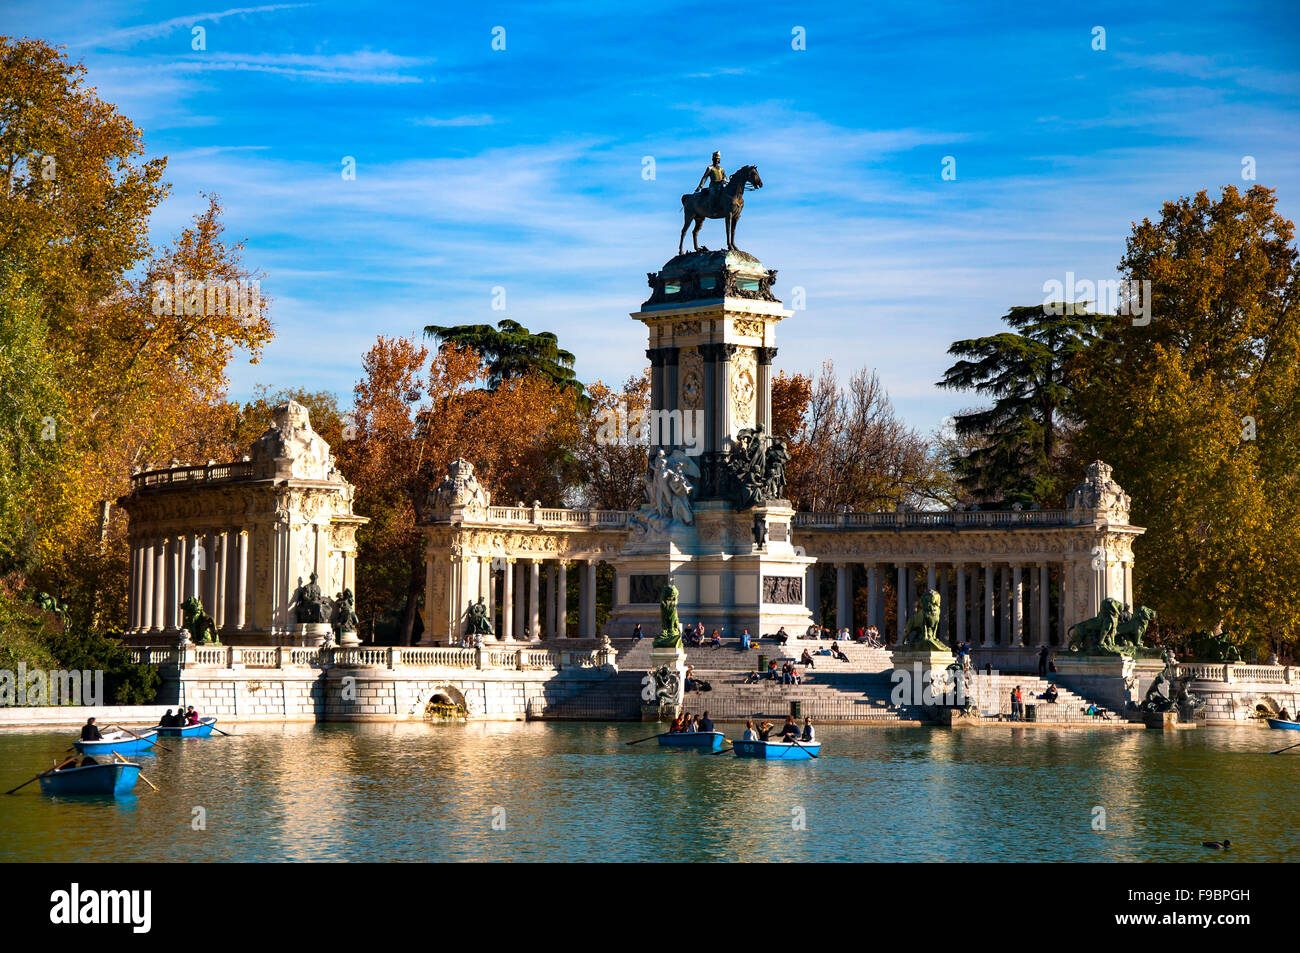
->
<box><xmin>450</xmin><ymin>555</ymin><xmax>605</xmax><ymax>641</ymax></box>
<box><xmin>127</xmin><ymin>531</ymin><xmax>251</xmax><ymax>635</ymax></box>
<box><xmin>805</xmin><ymin>558</ymin><xmax>1133</xmax><ymax>648</ymax></box>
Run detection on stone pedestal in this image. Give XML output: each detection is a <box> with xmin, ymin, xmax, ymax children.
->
<box><xmin>337</xmin><ymin>628</ymin><xmax>362</xmax><ymax>648</ymax></box>
<box><xmin>297</xmin><ymin>622</ymin><xmax>333</xmax><ymax>647</ymax></box>
<box><xmin>1053</xmin><ymin>654</ymin><xmax>1164</xmax><ymax>714</ymax></box>
<box><xmin>1144</xmin><ymin>710</ymin><xmax>1178</xmax><ymax>730</ymax></box>
<box><xmin>889</xmin><ymin>647</ymin><xmax>956</xmax><ymax>708</ymax></box>
<box><xmin>649</xmin><ymin>643</ymin><xmax>688</xmax><ymax>703</ymax></box>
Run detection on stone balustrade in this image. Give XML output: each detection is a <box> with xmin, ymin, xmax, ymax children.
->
<box><xmin>130</xmin><ymin>460</ymin><xmax>256</xmax><ymax>491</ymax></box>
<box><xmin>128</xmin><ymin>643</ymin><xmax>617</xmax><ymax>673</ymax></box>
<box><xmin>793</xmin><ymin>508</ymin><xmax>1084</xmax><ymax>529</ymax></box>
<box><xmin>1176</xmin><ymin>662</ymin><xmax>1295</xmax><ymax>685</ymax></box>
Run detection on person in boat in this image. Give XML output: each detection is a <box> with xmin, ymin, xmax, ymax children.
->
<box><xmin>186</xmin><ymin>706</ymin><xmax>200</xmax><ymax>725</ymax></box>
<box><xmin>669</xmin><ymin>713</ymin><xmax>684</xmax><ymax>732</ymax></box>
<box><xmin>757</xmin><ymin>721</ymin><xmax>774</xmax><ymax>741</ymax></box>
<box><xmin>801</xmin><ymin>717</ymin><xmax>816</xmax><ymax>742</ymax></box>
<box><xmin>699</xmin><ymin>711</ymin><xmax>714</xmax><ymax>733</ymax></box>
<box><xmin>77</xmin><ymin>755</ymin><xmax>98</xmax><ymax>767</ymax></box>
<box><xmin>80</xmin><ymin>718</ymin><xmax>102</xmax><ymax>742</ymax></box>
<box><xmin>742</xmin><ymin>719</ymin><xmax>758</xmax><ymax>741</ymax></box>
<box><xmin>1278</xmin><ymin>708</ymin><xmax>1292</xmax><ymax>721</ymax></box>
<box><xmin>159</xmin><ymin>708</ymin><xmax>175</xmax><ymax>728</ymax></box>
<box><xmin>779</xmin><ymin>716</ymin><xmax>800</xmax><ymax>741</ymax></box>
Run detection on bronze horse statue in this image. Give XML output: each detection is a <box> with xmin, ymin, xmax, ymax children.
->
<box><xmin>679</xmin><ymin>164</ymin><xmax>763</xmax><ymax>254</ymax></box>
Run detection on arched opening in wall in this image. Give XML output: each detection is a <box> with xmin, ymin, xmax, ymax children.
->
<box><xmin>1255</xmin><ymin>698</ymin><xmax>1281</xmax><ymax>719</ymax></box>
<box><xmin>423</xmin><ymin>685</ymin><xmax>468</xmax><ymax>721</ymax></box>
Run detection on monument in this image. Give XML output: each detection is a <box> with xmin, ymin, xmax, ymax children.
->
<box><xmin>607</xmin><ymin>156</ymin><xmax>815</xmax><ymax>644</ymax></box>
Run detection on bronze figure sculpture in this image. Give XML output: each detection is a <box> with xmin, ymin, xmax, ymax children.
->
<box><xmin>679</xmin><ymin>161</ymin><xmax>764</xmax><ymax>254</ymax></box>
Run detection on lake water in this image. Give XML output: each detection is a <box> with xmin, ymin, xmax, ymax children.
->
<box><xmin>0</xmin><ymin>722</ymin><xmax>1293</xmax><ymax>862</ymax></box>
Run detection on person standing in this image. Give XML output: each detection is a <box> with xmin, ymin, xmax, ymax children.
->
<box><xmin>1038</xmin><ymin>645</ymin><xmax>1049</xmax><ymax>678</ymax></box>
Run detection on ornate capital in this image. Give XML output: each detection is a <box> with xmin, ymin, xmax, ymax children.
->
<box><xmin>755</xmin><ymin>346</ymin><xmax>779</xmax><ymax>365</ymax></box>
<box><xmin>699</xmin><ymin>342</ymin><xmax>739</xmax><ymax>363</ymax></box>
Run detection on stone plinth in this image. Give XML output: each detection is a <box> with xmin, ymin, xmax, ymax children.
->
<box><xmin>890</xmin><ymin>647</ymin><xmax>956</xmax><ymax>709</ymax></box>
<box><xmin>296</xmin><ymin>622</ymin><xmax>333</xmax><ymax>647</ymax></box>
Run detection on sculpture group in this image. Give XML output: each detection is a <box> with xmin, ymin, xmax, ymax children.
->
<box><xmin>1068</xmin><ymin>597</ymin><xmax>1157</xmax><ymax>656</ymax></box>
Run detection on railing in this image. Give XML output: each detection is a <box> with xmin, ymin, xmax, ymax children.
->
<box><xmin>793</xmin><ymin>508</ymin><xmax>1085</xmax><ymax>530</ymax></box>
<box><xmin>127</xmin><ymin>642</ymin><xmax>617</xmax><ymax>673</ymax></box>
<box><xmin>131</xmin><ymin>460</ymin><xmax>256</xmax><ymax>492</ymax></box>
<box><xmin>1176</xmin><ymin>662</ymin><xmax>1294</xmax><ymax>685</ymax></box>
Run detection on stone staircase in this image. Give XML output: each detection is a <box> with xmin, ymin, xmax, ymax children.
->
<box><xmin>527</xmin><ymin>637</ymin><xmax>1115</xmax><ymax>724</ymax></box>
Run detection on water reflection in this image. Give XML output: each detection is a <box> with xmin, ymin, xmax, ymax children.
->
<box><xmin>0</xmin><ymin>724</ymin><xmax>1293</xmax><ymax>862</ymax></box>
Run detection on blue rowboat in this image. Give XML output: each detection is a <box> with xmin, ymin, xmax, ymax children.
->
<box><xmin>156</xmin><ymin>717</ymin><xmax>218</xmax><ymax>738</ymax></box>
<box><xmin>73</xmin><ymin>728</ymin><xmax>160</xmax><ymax>757</ymax></box>
<box><xmin>657</xmin><ymin>730</ymin><xmax>725</xmax><ymax>751</ymax></box>
<box><xmin>1266</xmin><ymin>718</ymin><xmax>1300</xmax><ymax>731</ymax></box>
<box><xmin>732</xmin><ymin>739</ymin><xmax>821</xmax><ymax>760</ymax></box>
<box><xmin>38</xmin><ymin>762</ymin><xmax>141</xmax><ymax>797</ymax></box>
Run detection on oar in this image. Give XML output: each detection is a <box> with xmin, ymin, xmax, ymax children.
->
<box><xmin>789</xmin><ymin>737</ymin><xmax>819</xmax><ymax>758</ymax></box>
<box><xmin>1269</xmin><ymin>739</ymin><xmax>1300</xmax><ymax>755</ymax></box>
<box><xmin>625</xmin><ymin>731</ymin><xmax>665</xmax><ymax>745</ymax></box>
<box><xmin>205</xmin><ymin>721</ymin><xmax>234</xmax><ymax>737</ymax></box>
<box><xmin>107</xmin><ymin>723</ymin><xmax>172</xmax><ymax>753</ymax></box>
<box><xmin>113</xmin><ymin>752</ymin><xmax>157</xmax><ymax>791</ymax></box>
<box><xmin>712</xmin><ymin>738</ymin><xmax>735</xmax><ymax>755</ymax></box>
<box><xmin>5</xmin><ymin>756</ymin><xmax>77</xmax><ymax>795</ymax></box>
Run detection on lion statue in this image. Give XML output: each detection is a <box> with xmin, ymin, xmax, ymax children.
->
<box><xmin>902</xmin><ymin>588</ymin><xmax>946</xmax><ymax>650</ymax></box>
<box><xmin>181</xmin><ymin>596</ymin><xmax>221</xmax><ymax>645</ymax></box>
<box><xmin>1116</xmin><ymin>605</ymin><xmax>1157</xmax><ymax>650</ymax></box>
<box><xmin>1068</xmin><ymin>597</ymin><xmax>1125</xmax><ymax>655</ymax></box>
<box><xmin>652</xmin><ymin>583</ymin><xmax>682</xmax><ymax>649</ymax></box>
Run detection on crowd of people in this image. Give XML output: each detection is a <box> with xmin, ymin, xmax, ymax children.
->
<box><xmin>667</xmin><ymin>710</ymin><xmax>715</xmax><ymax>733</ymax></box>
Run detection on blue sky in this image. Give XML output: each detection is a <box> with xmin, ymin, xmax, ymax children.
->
<box><xmin>5</xmin><ymin>0</ymin><xmax>1299</xmax><ymax>434</ymax></box>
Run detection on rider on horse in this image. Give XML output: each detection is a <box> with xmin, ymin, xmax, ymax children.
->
<box><xmin>696</xmin><ymin>151</ymin><xmax>728</xmax><ymax>212</ymax></box>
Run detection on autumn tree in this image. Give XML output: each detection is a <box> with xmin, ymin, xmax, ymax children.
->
<box><xmin>781</xmin><ymin>362</ymin><xmax>941</xmax><ymax>512</ymax></box>
<box><xmin>1072</xmin><ymin>185</ymin><xmax>1300</xmax><ymax>657</ymax></box>
<box><xmin>572</xmin><ymin>370</ymin><xmax>651</xmax><ymax>510</ymax></box>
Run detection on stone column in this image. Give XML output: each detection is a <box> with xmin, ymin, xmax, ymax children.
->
<box><xmin>545</xmin><ymin>562</ymin><xmax>556</xmax><ymax>640</ymax></box>
<box><xmin>422</xmin><ymin>551</ymin><xmax>436</xmax><ymax>644</ymax></box>
<box><xmin>662</xmin><ymin>348</ymin><xmax>680</xmax><ymax>448</ymax></box>
<box><xmin>502</xmin><ymin>559</ymin><xmax>515</xmax><ymax>641</ymax></box>
<box><xmin>896</xmin><ymin>565</ymin><xmax>908</xmax><ymax>640</ymax></box>
<box><xmin>1038</xmin><ymin>564</ymin><xmax>1050</xmax><ymax>647</ymax></box>
<box><xmin>153</xmin><ymin>538</ymin><xmax>167</xmax><ymax>632</ymax></box>
<box><xmin>205</xmin><ymin>532</ymin><xmax>219</xmax><ymax>622</ymax></box>
<box><xmin>982</xmin><ymin>564</ymin><xmax>994</xmax><ymax>647</ymax></box>
<box><xmin>1059</xmin><ymin>562</ymin><xmax>1070</xmax><ymax>645</ymax></box>
<box><xmin>999</xmin><ymin>566</ymin><xmax>1009</xmax><ymax>644</ymax></box>
<box><xmin>166</xmin><ymin>536</ymin><xmax>181</xmax><ymax>632</ymax></box>
<box><xmin>528</xmin><ymin>560</ymin><xmax>541</xmax><ymax>641</ymax></box>
<box><xmin>756</xmin><ymin>346</ymin><xmax>778</xmax><ymax>434</ymax></box>
<box><xmin>955</xmin><ymin>562</ymin><xmax>966</xmax><ymax>643</ymax></box>
<box><xmin>514</xmin><ymin>562</ymin><xmax>526</xmax><ymax>638</ymax></box>
<box><xmin>215</xmin><ymin>531</ymin><xmax>229</xmax><ymax>630</ymax></box>
<box><xmin>556</xmin><ymin>560</ymin><xmax>568</xmax><ymax>637</ymax></box>
<box><xmin>128</xmin><ymin>541</ymin><xmax>140</xmax><ymax>631</ymax></box>
<box><xmin>866</xmin><ymin>565</ymin><xmax>878</xmax><ymax>634</ymax></box>
<box><xmin>583</xmin><ymin>560</ymin><xmax>598</xmax><ymax>638</ymax></box>
<box><xmin>646</xmin><ymin>347</ymin><xmax>665</xmax><ymax>451</ymax></box>
<box><xmin>835</xmin><ymin>564</ymin><xmax>850</xmax><ymax>632</ymax></box>
<box><xmin>926</xmin><ymin>563</ymin><xmax>937</xmax><ymax>591</ymax></box>
<box><xmin>1011</xmin><ymin>564</ymin><xmax>1023</xmax><ymax>646</ymax></box>
<box><xmin>236</xmin><ymin>531</ymin><xmax>249</xmax><ymax>630</ymax></box>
